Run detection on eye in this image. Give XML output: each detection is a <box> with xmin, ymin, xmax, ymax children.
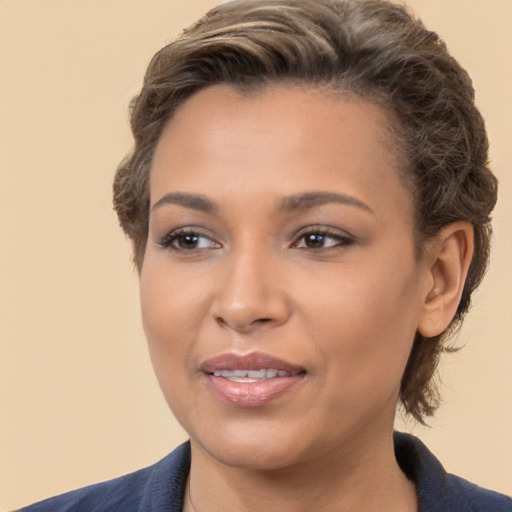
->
<box><xmin>293</xmin><ymin>228</ymin><xmax>354</xmax><ymax>251</ymax></box>
<box><xmin>159</xmin><ymin>228</ymin><xmax>220</xmax><ymax>251</ymax></box>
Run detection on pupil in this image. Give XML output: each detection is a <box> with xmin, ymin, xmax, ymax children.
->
<box><xmin>306</xmin><ymin>234</ymin><xmax>324</xmax><ymax>248</ymax></box>
<box><xmin>179</xmin><ymin>235</ymin><xmax>198</xmax><ymax>248</ymax></box>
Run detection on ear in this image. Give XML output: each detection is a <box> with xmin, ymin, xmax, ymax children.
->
<box><xmin>417</xmin><ymin>222</ymin><xmax>474</xmax><ymax>338</ymax></box>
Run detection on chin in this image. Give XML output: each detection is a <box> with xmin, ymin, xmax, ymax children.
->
<box><xmin>189</xmin><ymin>417</ymin><xmax>326</xmax><ymax>472</ymax></box>
<box><xmin>204</xmin><ymin>440</ymin><xmax>302</xmax><ymax>471</ymax></box>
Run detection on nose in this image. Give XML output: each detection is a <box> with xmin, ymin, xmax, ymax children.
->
<box><xmin>211</xmin><ymin>247</ymin><xmax>290</xmax><ymax>333</ymax></box>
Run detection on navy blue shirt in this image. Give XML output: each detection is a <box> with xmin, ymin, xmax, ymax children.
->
<box><xmin>16</xmin><ymin>433</ymin><xmax>512</xmax><ymax>511</ymax></box>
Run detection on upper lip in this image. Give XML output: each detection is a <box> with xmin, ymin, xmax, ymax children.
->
<box><xmin>200</xmin><ymin>352</ymin><xmax>305</xmax><ymax>375</ymax></box>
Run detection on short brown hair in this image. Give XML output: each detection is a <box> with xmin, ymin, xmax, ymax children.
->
<box><xmin>113</xmin><ymin>0</ymin><xmax>497</xmax><ymax>422</ymax></box>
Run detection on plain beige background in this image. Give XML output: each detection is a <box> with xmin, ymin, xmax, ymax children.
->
<box><xmin>1</xmin><ymin>0</ymin><xmax>511</xmax><ymax>509</ymax></box>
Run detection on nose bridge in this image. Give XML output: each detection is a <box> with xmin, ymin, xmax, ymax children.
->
<box><xmin>212</xmin><ymin>236</ymin><xmax>288</xmax><ymax>331</ymax></box>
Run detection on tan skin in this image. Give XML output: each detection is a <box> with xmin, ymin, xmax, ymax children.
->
<box><xmin>140</xmin><ymin>85</ymin><xmax>473</xmax><ymax>512</ymax></box>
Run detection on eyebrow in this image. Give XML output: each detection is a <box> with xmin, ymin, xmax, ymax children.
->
<box><xmin>151</xmin><ymin>192</ymin><xmax>218</xmax><ymax>213</ymax></box>
<box><xmin>279</xmin><ymin>191</ymin><xmax>374</xmax><ymax>215</ymax></box>
<box><xmin>151</xmin><ymin>190</ymin><xmax>374</xmax><ymax>216</ymax></box>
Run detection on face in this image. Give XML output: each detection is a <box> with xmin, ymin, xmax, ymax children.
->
<box><xmin>141</xmin><ymin>85</ymin><xmax>433</xmax><ymax>470</ymax></box>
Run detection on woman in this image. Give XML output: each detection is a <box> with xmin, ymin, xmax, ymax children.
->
<box><xmin>15</xmin><ymin>0</ymin><xmax>511</xmax><ymax>511</ymax></box>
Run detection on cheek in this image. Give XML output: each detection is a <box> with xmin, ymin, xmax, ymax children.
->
<box><xmin>139</xmin><ymin>264</ymin><xmax>213</xmax><ymax>432</ymax></box>
<box><xmin>140</xmin><ymin>253</ymin><xmax>207</xmax><ymax>340</ymax></box>
<box><xmin>300</xmin><ymin>256</ymin><xmax>422</xmax><ymax>392</ymax></box>
<box><xmin>139</xmin><ymin>259</ymin><xmax>205</xmax><ymax>391</ymax></box>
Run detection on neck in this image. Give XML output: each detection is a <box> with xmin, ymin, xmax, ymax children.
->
<box><xmin>185</xmin><ymin>424</ymin><xmax>417</xmax><ymax>512</ymax></box>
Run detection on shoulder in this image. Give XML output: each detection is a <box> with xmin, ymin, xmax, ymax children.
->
<box><xmin>394</xmin><ymin>432</ymin><xmax>512</xmax><ymax>512</ymax></box>
<box><xmin>14</xmin><ymin>442</ymin><xmax>191</xmax><ymax>512</ymax></box>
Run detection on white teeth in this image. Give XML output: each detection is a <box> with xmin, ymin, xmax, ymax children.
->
<box><xmin>229</xmin><ymin>377</ymin><xmax>259</xmax><ymax>383</ymax></box>
<box><xmin>212</xmin><ymin>369</ymin><xmax>291</xmax><ymax>381</ymax></box>
<box><xmin>248</xmin><ymin>370</ymin><xmax>266</xmax><ymax>379</ymax></box>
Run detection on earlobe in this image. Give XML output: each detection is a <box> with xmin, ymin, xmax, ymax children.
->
<box><xmin>417</xmin><ymin>222</ymin><xmax>474</xmax><ymax>338</ymax></box>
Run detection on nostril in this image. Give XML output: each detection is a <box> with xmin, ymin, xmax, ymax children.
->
<box><xmin>215</xmin><ymin>317</ymin><xmax>228</xmax><ymax>327</ymax></box>
<box><xmin>215</xmin><ymin>315</ymin><xmax>274</xmax><ymax>331</ymax></box>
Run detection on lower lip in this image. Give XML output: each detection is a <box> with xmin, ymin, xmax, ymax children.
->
<box><xmin>206</xmin><ymin>374</ymin><xmax>305</xmax><ymax>408</ymax></box>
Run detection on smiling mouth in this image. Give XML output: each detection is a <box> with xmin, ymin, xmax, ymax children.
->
<box><xmin>212</xmin><ymin>369</ymin><xmax>294</xmax><ymax>382</ymax></box>
<box><xmin>201</xmin><ymin>352</ymin><xmax>306</xmax><ymax>407</ymax></box>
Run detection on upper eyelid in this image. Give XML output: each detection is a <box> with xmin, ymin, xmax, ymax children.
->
<box><xmin>160</xmin><ymin>226</ymin><xmax>214</xmax><ymax>237</ymax></box>
<box><xmin>293</xmin><ymin>225</ymin><xmax>355</xmax><ymax>239</ymax></box>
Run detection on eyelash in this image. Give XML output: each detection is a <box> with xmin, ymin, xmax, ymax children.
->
<box><xmin>158</xmin><ymin>227</ymin><xmax>354</xmax><ymax>252</ymax></box>
<box><xmin>158</xmin><ymin>228</ymin><xmax>219</xmax><ymax>251</ymax></box>
<box><xmin>291</xmin><ymin>227</ymin><xmax>355</xmax><ymax>251</ymax></box>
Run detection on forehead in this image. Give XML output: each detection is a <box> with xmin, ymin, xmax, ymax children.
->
<box><xmin>158</xmin><ymin>84</ymin><xmax>395</xmax><ymax>155</ymax></box>
<box><xmin>150</xmin><ymin>85</ymin><xmax>412</xmax><ymax>223</ymax></box>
